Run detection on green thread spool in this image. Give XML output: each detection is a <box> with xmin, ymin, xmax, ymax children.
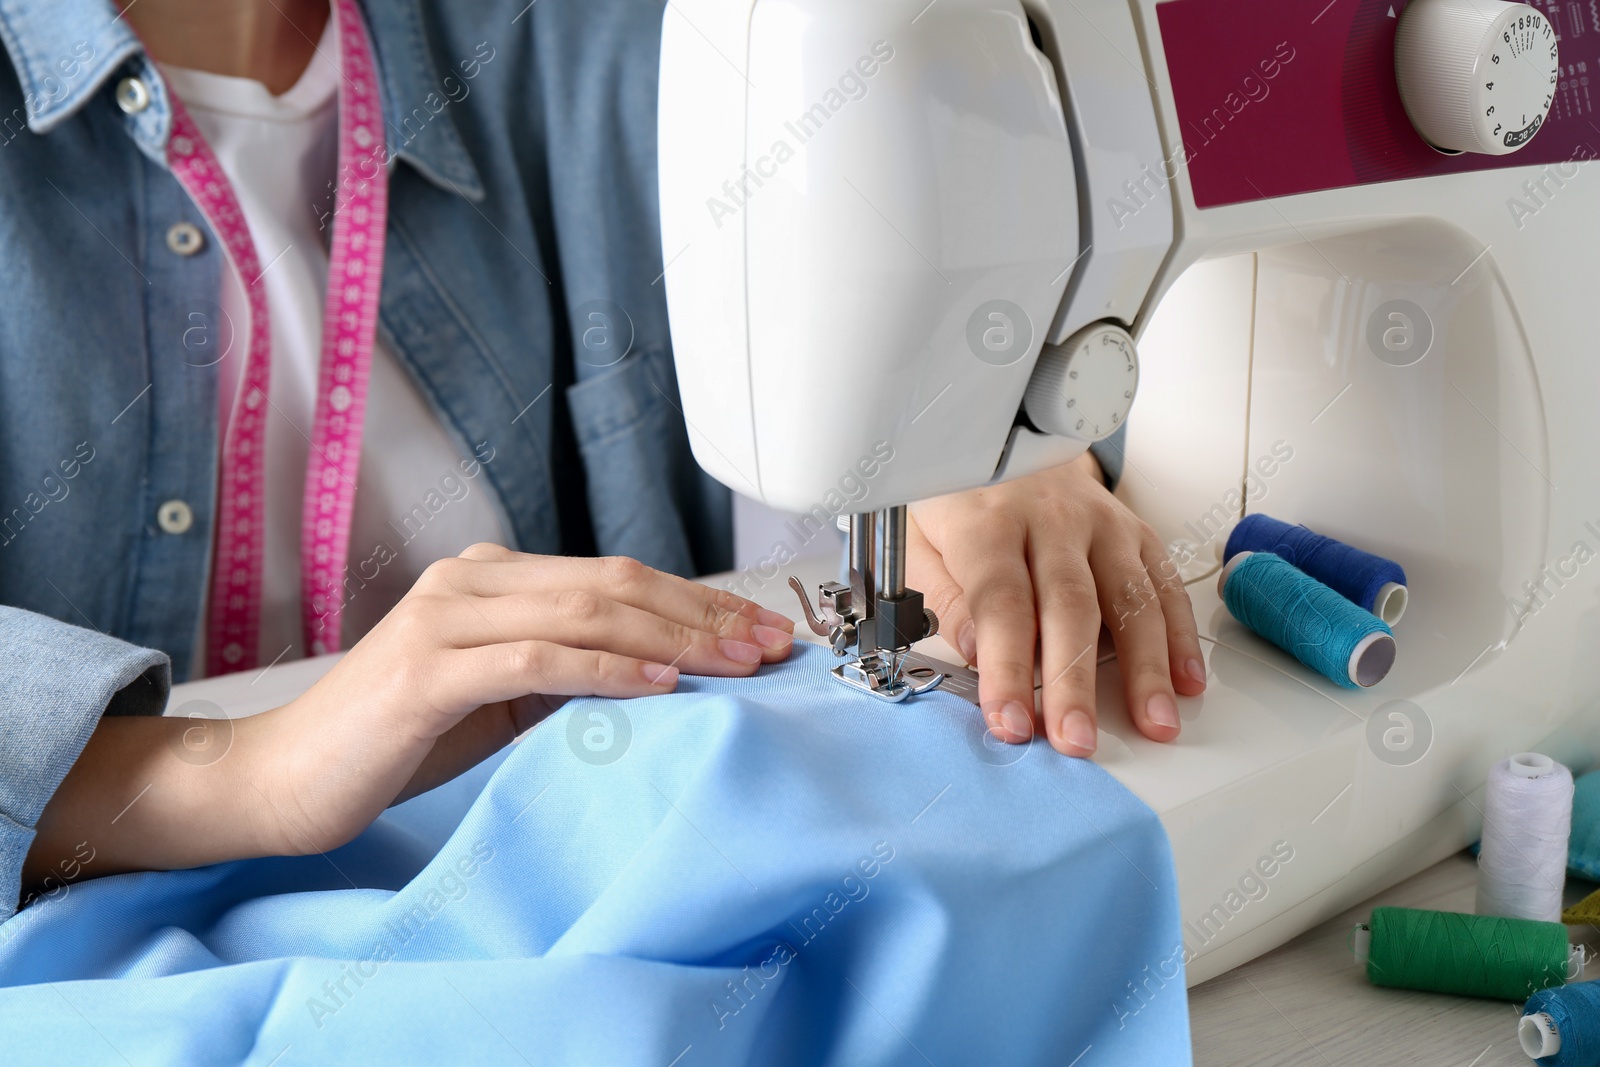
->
<box><xmin>1357</xmin><ymin>907</ymin><xmax>1574</xmax><ymax>1000</ymax></box>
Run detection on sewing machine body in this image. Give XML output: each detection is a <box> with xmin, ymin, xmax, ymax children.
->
<box><xmin>659</xmin><ymin>0</ymin><xmax>1600</xmax><ymax>981</ymax></box>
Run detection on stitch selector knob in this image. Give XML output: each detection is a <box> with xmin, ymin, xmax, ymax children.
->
<box><xmin>1395</xmin><ymin>0</ymin><xmax>1557</xmax><ymax>155</ymax></box>
<box><xmin>1023</xmin><ymin>321</ymin><xmax>1138</xmax><ymax>443</ymax></box>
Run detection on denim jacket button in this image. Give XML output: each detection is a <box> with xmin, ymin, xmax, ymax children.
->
<box><xmin>115</xmin><ymin>77</ymin><xmax>151</xmax><ymax>114</ymax></box>
<box><xmin>166</xmin><ymin>222</ymin><xmax>205</xmax><ymax>256</ymax></box>
<box><xmin>157</xmin><ymin>499</ymin><xmax>194</xmax><ymax>535</ymax></box>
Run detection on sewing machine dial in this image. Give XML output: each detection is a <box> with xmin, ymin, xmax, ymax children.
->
<box><xmin>1022</xmin><ymin>322</ymin><xmax>1139</xmax><ymax>443</ymax></box>
<box><xmin>1395</xmin><ymin>0</ymin><xmax>1557</xmax><ymax>155</ymax></box>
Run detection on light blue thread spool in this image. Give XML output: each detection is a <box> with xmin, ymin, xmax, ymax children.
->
<box><xmin>1218</xmin><ymin>552</ymin><xmax>1396</xmax><ymax>688</ymax></box>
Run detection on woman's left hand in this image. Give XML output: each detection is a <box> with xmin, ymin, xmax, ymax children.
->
<box><xmin>907</xmin><ymin>451</ymin><xmax>1206</xmax><ymax>758</ymax></box>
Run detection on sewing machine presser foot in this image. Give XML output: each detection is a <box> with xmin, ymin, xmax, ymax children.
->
<box><xmin>787</xmin><ymin>571</ymin><xmax>945</xmax><ymax>703</ymax></box>
<box><xmin>831</xmin><ymin>654</ymin><xmax>946</xmax><ymax>703</ymax></box>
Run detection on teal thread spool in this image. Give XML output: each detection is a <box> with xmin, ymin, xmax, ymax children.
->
<box><xmin>1217</xmin><ymin>551</ymin><xmax>1395</xmax><ymax>688</ymax></box>
<box><xmin>1354</xmin><ymin>907</ymin><xmax>1575</xmax><ymax>1001</ymax></box>
<box><xmin>1521</xmin><ymin>981</ymin><xmax>1600</xmax><ymax>1064</ymax></box>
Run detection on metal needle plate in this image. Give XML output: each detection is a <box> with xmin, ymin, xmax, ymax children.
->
<box><xmin>898</xmin><ymin>650</ymin><xmax>980</xmax><ymax>706</ymax></box>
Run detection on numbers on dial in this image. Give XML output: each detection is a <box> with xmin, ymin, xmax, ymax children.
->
<box><xmin>1395</xmin><ymin>1</ymin><xmax>1558</xmax><ymax>153</ymax></box>
<box><xmin>1479</xmin><ymin>8</ymin><xmax>1557</xmax><ymax>148</ymax></box>
<box><xmin>1056</xmin><ymin>333</ymin><xmax>1136</xmax><ymax>438</ymax></box>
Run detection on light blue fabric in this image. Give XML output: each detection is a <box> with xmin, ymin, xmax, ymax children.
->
<box><xmin>0</xmin><ymin>643</ymin><xmax>1190</xmax><ymax>1065</ymax></box>
<box><xmin>0</xmin><ymin>0</ymin><xmax>1131</xmax><ymax>923</ymax></box>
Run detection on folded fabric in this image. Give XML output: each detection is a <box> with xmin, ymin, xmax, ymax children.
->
<box><xmin>0</xmin><ymin>642</ymin><xmax>1190</xmax><ymax>1066</ymax></box>
<box><xmin>1569</xmin><ymin>768</ymin><xmax>1600</xmax><ymax>881</ymax></box>
<box><xmin>1563</xmin><ymin>886</ymin><xmax>1600</xmax><ymax>925</ymax></box>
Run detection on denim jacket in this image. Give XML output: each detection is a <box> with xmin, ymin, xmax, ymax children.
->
<box><xmin>0</xmin><ymin>0</ymin><xmax>736</xmax><ymax>916</ymax></box>
<box><xmin>0</xmin><ymin>0</ymin><xmax>1126</xmax><ymax>918</ymax></box>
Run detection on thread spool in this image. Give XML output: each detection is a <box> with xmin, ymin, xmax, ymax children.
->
<box><xmin>1357</xmin><ymin>907</ymin><xmax>1575</xmax><ymax>1000</ymax></box>
<box><xmin>1224</xmin><ymin>513</ymin><xmax>1409</xmax><ymax>625</ymax></box>
<box><xmin>1521</xmin><ymin>982</ymin><xmax>1600</xmax><ymax>1064</ymax></box>
<box><xmin>1477</xmin><ymin>753</ymin><xmax>1574</xmax><ymax>924</ymax></box>
<box><xmin>1217</xmin><ymin>552</ymin><xmax>1395</xmax><ymax>689</ymax></box>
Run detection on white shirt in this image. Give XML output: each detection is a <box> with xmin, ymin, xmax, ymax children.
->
<box><xmin>164</xmin><ymin>18</ymin><xmax>507</xmax><ymax>674</ymax></box>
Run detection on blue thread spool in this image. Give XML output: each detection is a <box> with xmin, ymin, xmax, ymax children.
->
<box><xmin>1521</xmin><ymin>981</ymin><xmax>1600</xmax><ymax>1064</ymax></box>
<box><xmin>1224</xmin><ymin>513</ymin><xmax>1409</xmax><ymax>625</ymax></box>
<box><xmin>1218</xmin><ymin>552</ymin><xmax>1396</xmax><ymax>688</ymax></box>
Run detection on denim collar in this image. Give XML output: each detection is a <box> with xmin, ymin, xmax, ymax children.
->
<box><xmin>0</xmin><ymin>0</ymin><xmax>484</xmax><ymax>199</ymax></box>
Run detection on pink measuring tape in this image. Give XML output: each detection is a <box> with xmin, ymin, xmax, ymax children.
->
<box><xmin>167</xmin><ymin>0</ymin><xmax>389</xmax><ymax>675</ymax></box>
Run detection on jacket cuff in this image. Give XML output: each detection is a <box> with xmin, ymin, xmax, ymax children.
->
<box><xmin>0</xmin><ymin>607</ymin><xmax>169</xmax><ymax>919</ymax></box>
<box><xmin>1089</xmin><ymin>423</ymin><xmax>1128</xmax><ymax>493</ymax></box>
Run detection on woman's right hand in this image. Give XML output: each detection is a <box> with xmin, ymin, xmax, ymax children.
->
<box><xmin>256</xmin><ymin>544</ymin><xmax>797</xmax><ymax>855</ymax></box>
<box><xmin>25</xmin><ymin>546</ymin><xmax>795</xmax><ymax>894</ymax></box>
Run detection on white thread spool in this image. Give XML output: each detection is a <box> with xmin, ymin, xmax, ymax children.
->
<box><xmin>1519</xmin><ymin>1011</ymin><xmax>1561</xmax><ymax>1059</ymax></box>
<box><xmin>1475</xmin><ymin>752</ymin><xmax>1574</xmax><ymax>923</ymax></box>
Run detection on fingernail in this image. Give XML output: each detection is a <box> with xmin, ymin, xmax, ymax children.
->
<box><xmin>1146</xmin><ymin>692</ymin><xmax>1180</xmax><ymax>730</ymax></box>
<box><xmin>1059</xmin><ymin>710</ymin><xmax>1097</xmax><ymax>755</ymax></box>
<box><xmin>1000</xmin><ymin>701</ymin><xmax>1033</xmax><ymax>741</ymax></box>
<box><xmin>957</xmin><ymin>620</ymin><xmax>977</xmax><ymax>664</ymax></box>
<box><xmin>751</xmin><ymin>624</ymin><xmax>793</xmax><ymax>651</ymax></box>
<box><xmin>1185</xmin><ymin>658</ymin><xmax>1207</xmax><ymax>684</ymax></box>
<box><xmin>719</xmin><ymin>639</ymin><xmax>764</xmax><ymax>664</ymax></box>
<box><xmin>642</xmin><ymin>663</ymin><xmax>679</xmax><ymax>686</ymax></box>
<box><xmin>757</xmin><ymin>608</ymin><xmax>796</xmax><ymax>633</ymax></box>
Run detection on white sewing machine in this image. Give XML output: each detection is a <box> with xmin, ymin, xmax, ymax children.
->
<box><xmin>658</xmin><ymin>0</ymin><xmax>1600</xmax><ymax>982</ymax></box>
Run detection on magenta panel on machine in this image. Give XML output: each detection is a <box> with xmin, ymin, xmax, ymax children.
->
<box><xmin>1154</xmin><ymin>0</ymin><xmax>1597</xmax><ymax>207</ymax></box>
